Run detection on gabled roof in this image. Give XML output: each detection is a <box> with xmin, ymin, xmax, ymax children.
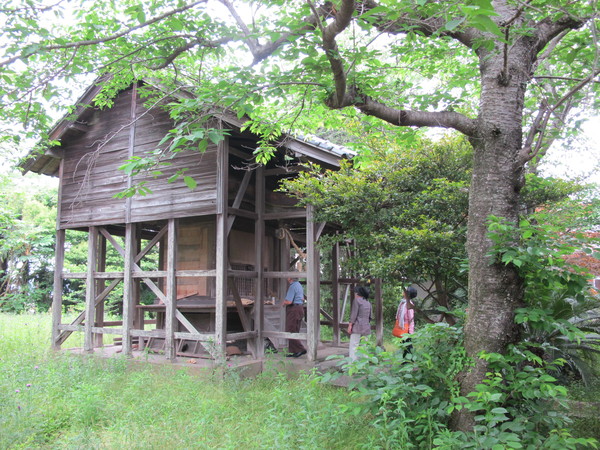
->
<box><xmin>19</xmin><ymin>78</ymin><xmax>353</xmax><ymax>177</ymax></box>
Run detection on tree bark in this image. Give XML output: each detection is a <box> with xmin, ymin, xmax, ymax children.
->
<box><xmin>452</xmin><ymin>38</ymin><xmax>534</xmax><ymax>431</ymax></box>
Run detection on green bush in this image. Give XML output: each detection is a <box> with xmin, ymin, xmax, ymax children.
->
<box><xmin>323</xmin><ymin>323</ymin><xmax>598</xmax><ymax>449</ymax></box>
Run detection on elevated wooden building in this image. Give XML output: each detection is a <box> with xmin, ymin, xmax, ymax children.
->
<box><xmin>21</xmin><ymin>79</ymin><xmax>383</xmax><ymax>365</ymax></box>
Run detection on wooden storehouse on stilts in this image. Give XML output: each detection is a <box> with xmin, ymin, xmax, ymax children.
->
<box><xmin>20</xmin><ymin>79</ymin><xmax>384</xmax><ymax>368</ymax></box>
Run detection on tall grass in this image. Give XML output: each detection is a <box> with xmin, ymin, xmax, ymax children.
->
<box><xmin>0</xmin><ymin>313</ymin><xmax>375</xmax><ymax>449</ymax></box>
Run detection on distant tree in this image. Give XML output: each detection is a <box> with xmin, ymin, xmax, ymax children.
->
<box><xmin>0</xmin><ymin>172</ymin><xmax>57</xmax><ymax>312</ymax></box>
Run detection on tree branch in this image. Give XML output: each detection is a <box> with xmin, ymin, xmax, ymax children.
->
<box><xmin>219</xmin><ymin>0</ymin><xmax>333</xmax><ymax>64</ymax></box>
<box><xmin>310</xmin><ymin>0</ymin><xmax>355</xmax><ymax>107</ymax></box>
<box><xmin>358</xmin><ymin>0</ymin><xmax>479</xmax><ymax>48</ymax></box>
<box><xmin>329</xmin><ymin>89</ymin><xmax>476</xmax><ymax>136</ymax></box>
<box><xmin>147</xmin><ymin>36</ymin><xmax>234</xmax><ymax>70</ymax></box>
<box><xmin>0</xmin><ymin>0</ymin><xmax>208</xmax><ymax>68</ymax></box>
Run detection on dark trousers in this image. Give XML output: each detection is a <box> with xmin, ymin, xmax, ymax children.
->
<box><xmin>285</xmin><ymin>304</ymin><xmax>306</xmax><ymax>353</ymax></box>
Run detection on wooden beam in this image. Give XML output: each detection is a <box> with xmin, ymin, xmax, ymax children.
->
<box><xmin>56</xmin><ymin>278</ymin><xmax>121</xmax><ymax>346</ymax></box>
<box><xmin>315</xmin><ymin>222</ymin><xmax>326</xmax><ymax>240</ymax></box>
<box><xmin>130</xmin><ymin>329</ymin><xmax>166</xmax><ymax>338</ymax></box>
<box><xmin>263</xmin><ymin>271</ymin><xmax>308</xmax><ymax>279</ymax></box>
<box><xmin>94</xmin><ymin>235</ymin><xmax>107</xmax><ymax>347</ymax></box>
<box><xmin>122</xmin><ymin>223</ymin><xmax>135</xmax><ymax>355</ymax></box>
<box><xmin>173</xmin><ymin>331</ymin><xmax>214</xmax><ymax>340</ymax></box>
<box><xmin>254</xmin><ymin>165</ymin><xmax>265</xmax><ymax>358</ymax></box>
<box><xmin>263</xmin><ymin>210</ymin><xmax>306</xmax><ymax>221</ymax></box>
<box><xmin>84</xmin><ymin>226</ymin><xmax>98</xmax><ymax>353</ymax></box>
<box><xmin>227</xmin><ymin>270</ymin><xmax>258</xmax><ymax>278</ymax></box>
<box><xmin>134</xmin><ymin>226</ymin><xmax>167</xmax><ymax>263</ymax></box>
<box><xmin>229</xmin><ymin>147</ymin><xmax>253</xmax><ymax>161</ymax></box>
<box><xmin>263</xmin><ymin>330</ymin><xmax>308</xmax><ymax>340</ymax></box>
<box><xmin>331</xmin><ymin>242</ymin><xmax>340</xmax><ymax>346</ymax></box>
<box><xmin>227</xmin><ymin>169</ymin><xmax>253</xmax><ymax>233</ymax></box>
<box><xmin>165</xmin><ymin>218</ymin><xmax>177</xmax><ymax>361</ymax></box>
<box><xmin>175</xmin><ymin>270</ymin><xmax>217</xmax><ymax>277</ymax></box>
<box><xmin>263</xmin><ymin>167</ymin><xmax>307</xmax><ymax>176</ymax></box>
<box><xmin>227</xmin><ymin>207</ymin><xmax>257</xmax><ymax>221</ymax></box>
<box><xmin>58</xmin><ymin>324</ymin><xmax>84</xmax><ymax>332</ymax></box>
<box><xmin>142</xmin><ymin>277</ymin><xmax>166</xmax><ymax>303</ymax></box>
<box><xmin>91</xmin><ymin>327</ymin><xmax>122</xmax><ymax>335</ymax></box>
<box><xmin>306</xmin><ymin>204</ymin><xmax>320</xmax><ymax>362</ymax></box>
<box><xmin>226</xmin><ymin>331</ymin><xmax>259</xmax><ymax>341</ymax></box>
<box><xmin>214</xmin><ymin>134</ymin><xmax>229</xmax><ymax>357</ymax></box>
<box><xmin>125</xmin><ymin>82</ymin><xmax>137</xmax><ymax>224</ymax></box>
<box><xmin>51</xmin><ymin>229</ymin><xmax>65</xmax><ymax>350</ymax></box>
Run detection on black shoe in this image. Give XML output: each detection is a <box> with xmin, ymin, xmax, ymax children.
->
<box><xmin>296</xmin><ymin>350</ymin><xmax>307</xmax><ymax>357</ymax></box>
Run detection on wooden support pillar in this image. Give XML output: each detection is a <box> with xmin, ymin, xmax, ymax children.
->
<box><xmin>94</xmin><ymin>235</ymin><xmax>107</xmax><ymax>348</ymax></box>
<box><xmin>122</xmin><ymin>222</ymin><xmax>135</xmax><ymax>356</ymax></box>
<box><xmin>165</xmin><ymin>218</ymin><xmax>177</xmax><ymax>361</ymax></box>
<box><xmin>132</xmin><ymin>225</ymin><xmax>142</xmax><ymax>330</ymax></box>
<box><xmin>375</xmin><ymin>278</ymin><xmax>383</xmax><ymax>347</ymax></box>
<box><xmin>51</xmin><ymin>229</ymin><xmax>66</xmax><ymax>350</ymax></box>
<box><xmin>331</xmin><ymin>242</ymin><xmax>340</xmax><ymax>346</ymax></box>
<box><xmin>306</xmin><ymin>204</ymin><xmax>320</xmax><ymax>362</ymax></box>
<box><xmin>254</xmin><ymin>166</ymin><xmax>265</xmax><ymax>358</ymax></box>
<box><xmin>84</xmin><ymin>226</ymin><xmax>98</xmax><ymax>353</ymax></box>
<box><xmin>215</xmin><ymin>135</ymin><xmax>229</xmax><ymax>356</ymax></box>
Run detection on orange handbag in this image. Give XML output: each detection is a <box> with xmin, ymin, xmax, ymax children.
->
<box><xmin>392</xmin><ymin>319</ymin><xmax>409</xmax><ymax>337</ymax></box>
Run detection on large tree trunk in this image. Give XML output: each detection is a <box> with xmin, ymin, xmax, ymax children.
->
<box><xmin>453</xmin><ymin>41</ymin><xmax>534</xmax><ymax>431</ymax></box>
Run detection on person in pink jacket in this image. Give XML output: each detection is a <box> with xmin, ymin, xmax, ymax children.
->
<box><xmin>394</xmin><ymin>286</ymin><xmax>416</xmax><ymax>356</ymax></box>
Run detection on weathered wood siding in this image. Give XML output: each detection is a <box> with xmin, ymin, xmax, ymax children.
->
<box><xmin>58</xmin><ymin>86</ymin><xmax>218</xmax><ymax>229</ymax></box>
<box><xmin>58</xmin><ymin>89</ymin><xmax>131</xmax><ymax>228</ymax></box>
<box><xmin>129</xmin><ymin>93</ymin><xmax>218</xmax><ymax>222</ymax></box>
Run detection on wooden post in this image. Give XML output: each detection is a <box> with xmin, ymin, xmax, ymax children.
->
<box><xmin>375</xmin><ymin>278</ymin><xmax>383</xmax><ymax>347</ymax></box>
<box><xmin>215</xmin><ymin>135</ymin><xmax>229</xmax><ymax>357</ymax></box>
<box><xmin>132</xmin><ymin>224</ymin><xmax>142</xmax><ymax>330</ymax></box>
<box><xmin>94</xmin><ymin>234</ymin><xmax>107</xmax><ymax>348</ymax></box>
<box><xmin>331</xmin><ymin>242</ymin><xmax>340</xmax><ymax>346</ymax></box>
<box><xmin>84</xmin><ymin>226</ymin><xmax>98</xmax><ymax>353</ymax></box>
<box><xmin>254</xmin><ymin>166</ymin><xmax>265</xmax><ymax>358</ymax></box>
<box><xmin>306</xmin><ymin>204</ymin><xmax>320</xmax><ymax>362</ymax></box>
<box><xmin>278</xmin><ymin>224</ymin><xmax>289</xmax><ymax>351</ymax></box>
<box><xmin>122</xmin><ymin>222</ymin><xmax>135</xmax><ymax>355</ymax></box>
<box><xmin>51</xmin><ymin>229</ymin><xmax>66</xmax><ymax>350</ymax></box>
<box><xmin>165</xmin><ymin>218</ymin><xmax>177</xmax><ymax>361</ymax></box>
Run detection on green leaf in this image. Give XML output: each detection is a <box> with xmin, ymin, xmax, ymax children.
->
<box><xmin>207</xmin><ymin>129</ymin><xmax>224</xmax><ymax>145</ymax></box>
<box><xmin>470</xmin><ymin>15</ymin><xmax>503</xmax><ymax>38</ymax></box>
<box><xmin>183</xmin><ymin>176</ymin><xmax>197</xmax><ymax>190</ymax></box>
<box><xmin>445</xmin><ymin>18</ymin><xmax>465</xmax><ymax>31</ymax></box>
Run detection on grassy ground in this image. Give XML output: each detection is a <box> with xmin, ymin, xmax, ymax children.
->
<box><xmin>0</xmin><ymin>313</ymin><xmax>377</xmax><ymax>449</ymax></box>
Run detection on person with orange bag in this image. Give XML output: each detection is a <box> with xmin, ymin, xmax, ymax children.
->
<box><xmin>392</xmin><ymin>286</ymin><xmax>416</xmax><ymax>355</ymax></box>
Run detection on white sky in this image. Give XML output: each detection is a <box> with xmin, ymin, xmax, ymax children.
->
<box><xmin>538</xmin><ymin>116</ymin><xmax>600</xmax><ymax>186</ymax></box>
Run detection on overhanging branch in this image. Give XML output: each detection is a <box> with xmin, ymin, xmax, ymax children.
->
<box><xmin>328</xmin><ymin>89</ymin><xmax>476</xmax><ymax>136</ymax></box>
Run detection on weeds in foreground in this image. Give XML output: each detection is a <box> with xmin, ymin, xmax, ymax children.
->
<box><xmin>0</xmin><ymin>313</ymin><xmax>371</xmax><ymax>449</ymax></box>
